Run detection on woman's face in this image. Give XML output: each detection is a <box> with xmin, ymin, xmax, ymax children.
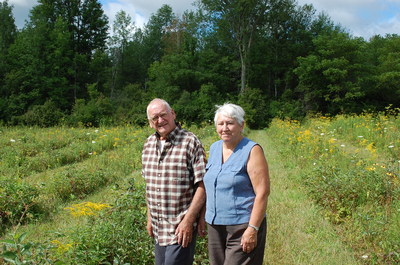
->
<box><xmin>216</xmin><ymin>114</ymin><xmax>243</xmax><ymax>143</ymax></box>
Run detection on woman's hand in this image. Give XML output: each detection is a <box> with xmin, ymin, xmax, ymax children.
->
<box><xmin>197</xmin><ymin>205</ymin><xmax>207</xmax><ymax>237</ymax></box>
<box><xmin>240</xmin><ymin>227</ymin><xmax>258</xmax><ymax>253</ymax></box>
<box><xmin>197</xmin><ymin>216</ymin><xmax>207</xmax><ymax>237</ymax></box>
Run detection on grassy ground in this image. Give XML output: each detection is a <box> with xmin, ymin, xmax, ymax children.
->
<box><xmin>2</xmin><ymin>126</ymin><xmax>382</xmax><ymax>264</ymax></box>
<box><xmin>10</xmin><ymin>172</ymin><xmax>140</xmax><ymax>243</ymax></box>
<box><xmin>248</xmin><ymin>130</ymin><xmax>359</xmax><ymax>265</ymax></box>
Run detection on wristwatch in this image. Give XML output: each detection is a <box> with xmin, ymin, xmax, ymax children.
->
<box><xmin>248</xmin><ymin>224</ymin><xmax>259</xmax><ymax>231</ymax></box>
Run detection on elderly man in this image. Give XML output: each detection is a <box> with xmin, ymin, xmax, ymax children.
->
<box><xmin>142</xmin><ymin>98</ymin><xmax>207</xmax><ymax>265</ymax></box>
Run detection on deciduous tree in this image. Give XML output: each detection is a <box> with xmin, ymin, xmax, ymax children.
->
<box><xmin>199</xmin><ymin>0</ymin><xmax>272</xmax><ymax>93</ymax></box>
<box><xmin>0</xmin><ymin>0</ymin><xmax>16</xmax><ymax>119</ymax></box>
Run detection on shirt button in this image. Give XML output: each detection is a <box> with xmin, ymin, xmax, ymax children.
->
<box><xmin>157</xmin><ymin>188</ymin><xmax>160</xmax><ymax>192</ymax></box>
<box><xmin>158</xmin><ymin>173</ymin><xmax>161</xmax><ymax>177</ymax></box>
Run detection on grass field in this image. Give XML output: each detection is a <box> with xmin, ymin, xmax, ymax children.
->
<box><xmin>1</xmin><ymin>112</ymin><xmax>399</xmax><ymax>264</ymax></box>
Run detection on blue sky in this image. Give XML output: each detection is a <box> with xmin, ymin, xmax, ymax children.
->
<box><xmin>8</xmin><ymin>0</ymin><xmax>400</xmax><ymax>40</ymax></box>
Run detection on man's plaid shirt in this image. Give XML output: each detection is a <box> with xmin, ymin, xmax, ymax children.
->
<box><xmin>142</xmin><ymin>125</ymin><xmax>207</xmax><ymax>246</ymax></box>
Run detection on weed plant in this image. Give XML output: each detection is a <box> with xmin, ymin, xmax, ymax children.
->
<box><xmin>1</xmin><ymin>125</ymin><xmax>214</xmax><ymax>264</ymax></box>
<box><xmin>267</xmin><ymin>111</ymin><xmax>399</xmax><ymax>264</ymax></box>
<box><xmin>0</xmin><ymin>126</ymin><xmax>151</xmax><ymax>233</ymax></box>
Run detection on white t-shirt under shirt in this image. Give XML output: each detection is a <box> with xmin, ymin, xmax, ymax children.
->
<box><xmin>158</xmin><ymin>139</ymin><xmax>166</xmax><ymax>153</ymax></box>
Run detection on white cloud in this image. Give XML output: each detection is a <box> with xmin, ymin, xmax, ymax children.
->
<box><xmin>371</xmin><ymin>13</ymin><xmax>400</xmax><ymax>37</ymax></box>
<box><xmin>101</xmin><ymin>0</ymin><xmax>400</xmax><ymax>39</ymax></box>
<box><xmin>7</xmin><ymin>0</ymin><xmax>400</xmax><ymax>39</ymax></box>
<box><xmin>8</xmin><ymin>0</ymin><xmax>33</xmax><ymax>7</ymax></box>
<box><xmin>102</xmin><ymin>0</ymin><xmax>196</xmax><ymax>29</ymax></box>
<box><xmin>296</xmin><ymin>0</ymin><xmax>400</xmax><ymax>39</ymax></box>
<box><xmin>102</xmin><ymin>1</ymin><xmax>140</xmax><ymax>29</ymax></box>
<box><xmin>8</xmin><ymin>0</ymin><xmax>38</xmax><ymax>28</ymax></box>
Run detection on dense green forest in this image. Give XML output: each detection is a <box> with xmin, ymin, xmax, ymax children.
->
<box><xmin>0</xmin><ymin>0</ymin><xmax>399</xmax><ymax>128</ymax></box>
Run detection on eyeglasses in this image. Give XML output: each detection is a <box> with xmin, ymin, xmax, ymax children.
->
<box><xmin>149</xmin><ymin>112</ymin><xmax>168</xmax><ymax>122</ymax></box>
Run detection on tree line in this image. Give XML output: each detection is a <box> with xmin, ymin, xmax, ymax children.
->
<box><xmin>0</xmin><ymin>0</ymin><xmax>399</xmax><ymax>128</ymax></box>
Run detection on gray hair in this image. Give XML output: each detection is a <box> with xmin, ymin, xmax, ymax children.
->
<box><xmin>146</xmin><ymin>98</ymin><xmax>172</xmax><ymax>119</ymax></box>
<box><xmin>214</xmin><ymin>103</ymin><xmax>245</xmax><ymax>126</ymax></box>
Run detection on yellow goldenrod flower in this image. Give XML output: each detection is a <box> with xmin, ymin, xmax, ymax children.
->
<box><xmin>51</xmin><ymin>240</ymin><xmax>74</xmax><ymax>254</ymax></box>
<box><xmin>64</xmin><ymin>202</ymin><xmax>111</xmax><ymax>217</ymax></box>
<box><xmin>303</xmin><ymin>130</ymin><xmax>311</xmax><ymax>136</ymax></box>
<box><xmin>366</xmin><ymin>166</ymin><xmax>376</xmax><ymax>171</ymax></box>
<box><xmin>366</xmin><ymin>143</ymin><xmax>376</xmax><ymax>153</ymax></box>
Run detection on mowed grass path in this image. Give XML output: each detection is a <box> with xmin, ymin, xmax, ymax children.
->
<box><xmin>248</xmin><ymin>130</ymin><xmax>359</xmax><ymax>265</ymax></box>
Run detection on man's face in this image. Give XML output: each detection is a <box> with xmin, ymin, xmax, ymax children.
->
<box><xmin>147</xmin><ymin>101</ymin><xmax>176</xmax><ymax>139</ymax></box>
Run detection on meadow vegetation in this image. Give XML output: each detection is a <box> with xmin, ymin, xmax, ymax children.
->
<box><xmin>266</xmin><ymin>109</ymin><xmax>399</xmax><ymax>264</ymax></box>
<box><xmin>0</xmin><ymin>111</ymin><xmax>399</xmax><ymax>264</ymax></box>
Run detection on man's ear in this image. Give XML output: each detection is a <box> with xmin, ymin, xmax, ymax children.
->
<box><xmin>149</xmin><ymin>120</ymin><xmax>155</xmax><ymax>129</ymax></box>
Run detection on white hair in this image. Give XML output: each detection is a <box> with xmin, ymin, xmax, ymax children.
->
<box><xmin>146</xmin><ymin>98</ymin><xmax>172</xmax><ymax>119</ymax></box>
<box><xmin>214</xmin><ymin>103</ymin><xmax>245</xmax><ymax>126</ymax></box>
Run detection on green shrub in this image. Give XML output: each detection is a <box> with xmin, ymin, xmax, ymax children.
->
<box><xmin>238</xmin><ymin>88</ymin><xmax>269</xmax><ymax>129</ymax></box>
<box><xmin>45</xmin><ymin>181</ymin><xmax>153</xmax><ymax>264</ymax></box>
<box><xmin>1</xmin><ymin>181</ymin><xmax>209</xmax><ymax>264</ymax></box>
<box><xmin>0</xmin><ymin>232</ymin><xmax>54</xmax><ymax>264</ymax></box>
<box><xmin>0</xmin><ymin>179</ymin><xmax>40</xmax><ymax>234</ymax></box>
<box><xmin>17</xmin><ymin>100</ymin><xmax>64</xmax><ymax>127</ymax></box>
<box><xmin>266</xmin><ymin>115</ymin><xmax>400</xmax><ymax>263</ymax></box>
<box><xmin>67</xmin><ymin>94</ymin><xmax>114</xmax><ymax>127</ymax></box>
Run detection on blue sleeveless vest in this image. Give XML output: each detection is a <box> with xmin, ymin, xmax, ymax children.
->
<box><xmin>204</xmin><ymin>137</ymin><xmax>257</xmax><ymax>225</ymax></box>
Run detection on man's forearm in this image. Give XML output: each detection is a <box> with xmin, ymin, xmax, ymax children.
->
<box><xmin>184</xmin><ymin>181</ymin><xmax>206</xmax><ymax>223</ymax></box>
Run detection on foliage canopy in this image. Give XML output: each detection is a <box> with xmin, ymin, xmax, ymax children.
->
<box><xmin>0</xmin><ymin>0</ymin><xmax>399</xmax><ymax>128</ymax></box>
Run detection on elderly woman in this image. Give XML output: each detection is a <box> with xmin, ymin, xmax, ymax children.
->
<box><xmin>203</xmin><ymin>103</ymin><xmax>270</xmax><ymax>265</ymax></box>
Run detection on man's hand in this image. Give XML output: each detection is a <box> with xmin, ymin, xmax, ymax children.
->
<box><xmin>175</xmin><ymin>218</ymin><xmax>194</xmax><ymax>248</ymax></box>
<box><xmin>146</xmin><ymin>210</ymin><xmax>154</xmax><ymax>238</ymax></box>
<box><xmin>146</xmin><ymin>218</ymin><xmax>154</xmax><ymax>237</ymax></box>
<box><xmin>175</xmin><ymin>181</ymin><xmax>205</xmax><ymax>247</ymax></box>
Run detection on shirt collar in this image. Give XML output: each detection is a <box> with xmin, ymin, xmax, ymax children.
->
<box><xmin>155</xmin><ymin>123</ymin><xmax>181</xmax><ymax>144</ymax></box>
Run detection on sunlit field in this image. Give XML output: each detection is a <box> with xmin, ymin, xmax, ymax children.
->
<box><xmin>1</xmin><ymin>126</ymin><xmax>149</xmax><ymax>230</ymax></box>
<box><xmin>0</xmin><ymin>111</ymin><xmax>399</xmax><ymax>264</ymax></box>
<box><xmin>267</xmin><ymin>111</ymin><xmax>399</xmax><ymax>264</ymax></box>
<box><xmin>0</xmin><ymin>125</ymin><xmax>216</xmax><ymax>264</ymax></box>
